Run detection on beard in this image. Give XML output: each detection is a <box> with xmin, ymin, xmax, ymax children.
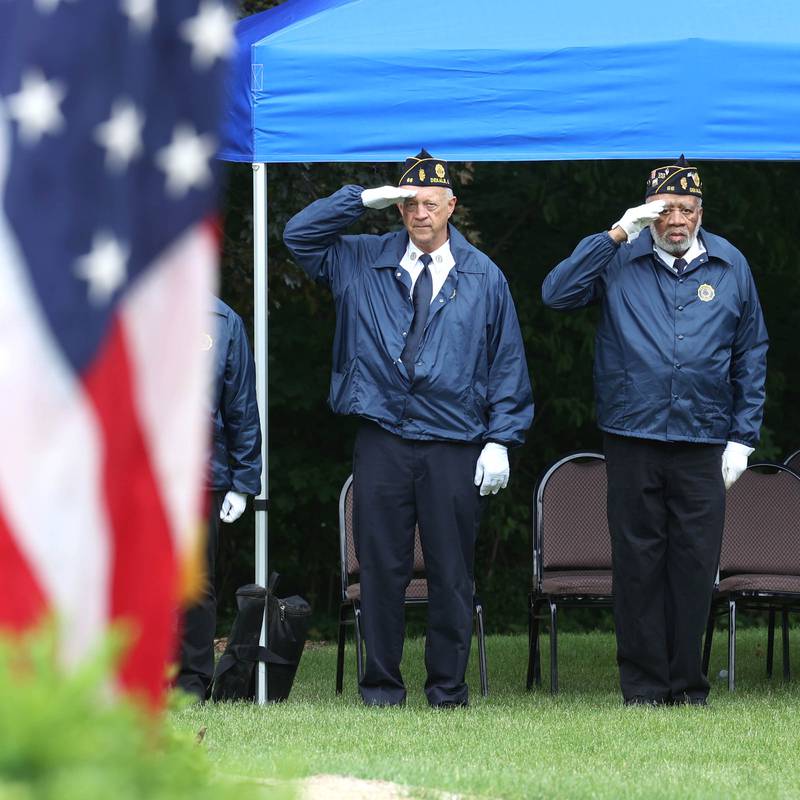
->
<box><xmin>649</xmin><ymin>224</ymin><xmax>698</xmax><ymax>257</ymax></box>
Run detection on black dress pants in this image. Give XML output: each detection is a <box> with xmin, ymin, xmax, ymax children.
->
<box><xmin>603</xmin><ymin>434</ymin><xmax>725</xmax><ymax>703</ymax></box>
<box><xmin>353</xmin><ymin>421</ymin><xmax>483</xmax><ymax>707</ymax></box>
<box><xmin>176</xmin><ymin>489</ymin><xmax>225</xmax><ymax>700</ymax></box>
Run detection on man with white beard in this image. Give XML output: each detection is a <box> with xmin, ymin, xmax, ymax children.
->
<box><xmin>541</xmin><ymin>156</ymin><xmax>768</xmax><ymax>706</ymax></box>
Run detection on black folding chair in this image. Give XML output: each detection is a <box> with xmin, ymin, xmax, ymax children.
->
<box><xmin>702</xmin><ymin>464</ymin><xmax>800</xmax><ymax>690</ymax></box>
<box><xmin>335</xmin><ymin>474</ymin><xmax>488</xmax><ymax>696</ymax></box>
<box><xmin>527</xmin><ymin>452</ymin><xmax>612</xmax><ymax>693</ymax></box>
<box><xmin>785</xmin><ymin>449</ymin><xmax>800</xmax><ymax>476</ymax></box>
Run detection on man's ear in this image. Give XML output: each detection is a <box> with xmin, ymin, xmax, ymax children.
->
<box><xmin>448</xmin><ymin>196</ymin><xmax>457</xmax><ymax>218</ymax></box>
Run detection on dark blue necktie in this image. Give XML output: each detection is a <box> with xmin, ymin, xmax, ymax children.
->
<box><xmin>674</xmin><ymin>257</ymin><xmax>687</xmax><ymax>274</ymax></box>
<box><xmin>400</xmin><ymin>253</ymin><xmax>432</xmax><ymax>382</ymax></box>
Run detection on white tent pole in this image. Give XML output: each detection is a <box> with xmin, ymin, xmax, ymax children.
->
<box><xmin>252</xmin><ymin>161</ymin><xmax>269</xmax><ymax>704</ymax></box>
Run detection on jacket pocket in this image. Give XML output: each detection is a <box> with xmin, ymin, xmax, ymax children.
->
<box><xmin>698</xmin><ymin>397</ymin><xmax>731</xmax><ymax>440</ymax></box>
<box><xmin>594</xmin><ymin>369</ymin><xmax>627</xmax><ymax>428</ymax></box>
<box><xmin>460</xmin><ymin>386</ymin><xmax>488</xmax><ymax>429</ymax></box>
<box><xmin>329</xmin><ymin>357</ymin><xmax>357</xmax><ymax>408</ymax></box>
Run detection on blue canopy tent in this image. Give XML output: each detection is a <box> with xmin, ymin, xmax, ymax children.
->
<box><xmin>221</xmin><ymin>0</ymin><xmax>800</xmax><ymax>163</ymax></box>
<box><xmin>218</xmin><ymin>0</ymin><xmax>800</xmax><ymax>701</ymax></box>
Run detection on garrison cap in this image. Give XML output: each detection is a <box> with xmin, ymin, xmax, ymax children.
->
<box><xmin>398</xmin><ymin>148</ymin><xmax>451</xmax><ymax>188</ymax></box>
<box><xmin>645</xmin><ymin>155</ymin><xmax>702</xmax><ymax>199</ymax></box>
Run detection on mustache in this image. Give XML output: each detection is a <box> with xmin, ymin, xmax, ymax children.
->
<box><xmin>649</xmin><ymin>223</ymin><xmax>697</xmax><ymax>255</ymax></box>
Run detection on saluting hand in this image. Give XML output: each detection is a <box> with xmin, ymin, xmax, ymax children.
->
<box><xmin>361</xmin><ymin>185</ymin><xmax>417</xmax><ymax>210</ymax></box>
<box><xmin>611</xmin><ymin>200</ymin><xmax>666</xmax><ymax>243</ymax></box>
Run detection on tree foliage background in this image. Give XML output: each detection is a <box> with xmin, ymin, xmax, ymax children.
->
<box><xmin>216</xmin><ymin>1</ymin><xmax>800</xmax><ymax>637</ymax></box>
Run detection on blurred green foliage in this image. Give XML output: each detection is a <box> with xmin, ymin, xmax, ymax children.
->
<box><xmin>218</xmin><ymin>2</ymin><xmax>800</xmax><ymax>637</ymax></box>
<box><xmin>0</xmin><ymin>627</ymin><xmax>274</xmax><ymax>800</ymax></box>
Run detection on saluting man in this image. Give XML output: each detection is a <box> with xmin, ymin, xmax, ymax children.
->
<box><xmin>284</xmin><ymin>150</ymin><xmax>533</xmax><ymax>707</ymax></box>
<box><xmin>542</xmin><ymin>157</ymin><xmax>768</xmax><ymax>706</ymax></box>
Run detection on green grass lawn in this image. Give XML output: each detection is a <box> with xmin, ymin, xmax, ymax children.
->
<box><xmin>170</xmin><ymin>628</ymin><xmax>800</xmax><ymax>799</ymax></box>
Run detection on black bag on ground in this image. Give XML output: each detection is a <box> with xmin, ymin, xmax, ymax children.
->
<box><xmin>210</xmin><ymin>574</ymin><xmax>311</xmax><ymax>702</ymax></box>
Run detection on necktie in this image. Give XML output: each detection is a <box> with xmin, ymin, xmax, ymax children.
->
<box><xmin>674</xmin><ymin>257</ymin><xmax>687</xmax><ymax>274</ymax></box>
<box><xmin>400</xmin><ymin>253</ymin><xmax>432</xmax><ymax>382</ymax></box>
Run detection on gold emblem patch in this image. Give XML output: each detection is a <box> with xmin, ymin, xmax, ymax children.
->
<box><xmin>680</xmin><ymin>177</ymin><xmax>688</xmax><ymax>190</ymax></box>
<box><xmin>418</xmin><ymin>167</ymin><xmax>426</xmax><ymax>182</ymax></box>
<box><xmin>698</xmin><ymin>284</ymin><xmax>715</xmax><ymax>302</ymax></box>
<box><xmin>691</xmin><ymin>172</ymin><xmax>700</xmax><ymax>186</ymax></box>
<box><xmin>435</xmin><ymin>163</ymin><xmax>445</xmax><ymax>178</ymax></box>
<box><xmin>201</xmin><ymin>333</ymin><xmax>213</xmax><ymax>351</ymax></box>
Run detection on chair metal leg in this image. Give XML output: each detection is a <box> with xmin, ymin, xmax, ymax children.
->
<box><xmin>549</xmin><ymin>600</ymin><xmax>558</xmax><ymax>695</ymax></box>
<box><xmin>782</xmin><ymin>608</ymin><xmax>790</xmax><ymax>681</ymax></box>
<box><xmin>702</xmin><ymin>606</ymin><xmax>715</xmax><ymax>675</ymax></box>
<box><xmin>728</xmin><ymin>598</ymin><xmax>737</xmax><ymax>691</ymax></box>
<box><xmin>475</xmin><ymin>599</ymin><xmax>489</xmax><ymax>697</ymax></box>
<box><xmin>527</xmin><ymin>599</ymin><xmax>542</xmax><ymax>688</ymax></box>
<box><xmin>526</xmin><ymin>596</ymin><xmax>536</xmax><ymax>690</ymax></box>
<box><xmin>767</xmin><ymin>608</ymin><xmax>776</xmax><ymax>678</ymax></box>
<box><xmin>354</xmin><ymin>604</ymin><xmax>365</xmax><ymax>683</ymax></box>
<box><xmin>336</xmin><ymin>604</ymin><xmax>347</xmax><ymax>694</ymax></box>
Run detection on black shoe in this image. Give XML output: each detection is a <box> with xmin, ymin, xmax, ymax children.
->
<box><xmin>670</xmin><ymin>693</ymin><xmax>708</xmax><ymax>707</ymax></box>
<box><xmin>362</xmin><ymin>697</ymin><xmax>406</xmax><ymax>708</ymax></box>
<box><xmin>431</xmin><ymin>700</ymin><xmax>469</xmax><ymax>710</ymax></box>
<box><xmin>624</xmin><ymin>695</ymin><xmax>666</xmax><ymax>707</ymax></box>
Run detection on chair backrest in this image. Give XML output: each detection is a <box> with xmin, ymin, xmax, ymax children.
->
<box><xmin>785</xmin><ymin>449</ymin><xmax>800</xmax><ymax>476</ymax></box>
<box><xmin>533</xmin><ymin>452</ymin><xmax>610</xmax><ymax>581</ymax></box>
<box><xmin>719</xmin><ymin>464</ymin><xmax>800</xmax><ymax>576</ymax></box>
<box><xmin>338</xmin><ymin>474</ymin><xmax>425</xmax><ymax>600</ymax></box>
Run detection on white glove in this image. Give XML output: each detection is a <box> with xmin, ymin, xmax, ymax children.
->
<box><xmin>721</xmin><ymin>441</ymin><xmax>753</xmax><ymax>490</ymax></box>
<box><xmin>361</xmin><ymin>185</ymin><xmax>417</xmax><ymax>210</ymax></box>
<box><xmin>473</xmin><ymin>443</ymin><xmax>509</xmax><ymax>496</ymax></box>
<box><xmin>220</xmin><ymin>491</ymin><xmax>247</xmax><ymax>523</ymax></box>
<box><xmin>612</xmin><ymin>200</ymin><xmax>666</xmax><ymax>242</ymax></box>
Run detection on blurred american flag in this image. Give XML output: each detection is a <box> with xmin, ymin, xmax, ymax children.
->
<box><xmin>0</xmin><ymin>0</ymin><xmax>234</xmax><ymax>705</ymax></box>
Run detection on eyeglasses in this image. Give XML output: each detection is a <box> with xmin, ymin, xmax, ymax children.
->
<box><xmin>657</xmin><ymin>205</ymin><xmax>700</xmax><ymax>219</ymax></box>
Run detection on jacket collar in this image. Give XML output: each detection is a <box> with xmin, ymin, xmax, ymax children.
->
<box><xmin>629</xmin><ymin>227</ymin><xmax>732</xmax><ymax>266</ymax></box>
<box><xmin>371</xmin><ymin>225</ymin><xmax>485</xmax><ymax>273</ymax></box>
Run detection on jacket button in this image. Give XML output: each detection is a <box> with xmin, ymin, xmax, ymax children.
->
<box><xmin>677</xmin><ymin>305</ymin><xmax>684</xmax><ymax>311</ymax></box>
<box><xmin>402</xmin><ymin>331</ymin><xmax>407</xmax><ymax>337</ymax></box>
<box><xmin>439</xmin><ymin>298</ymin><xmax>444</xmax><ymax>303</ymax></box>
<box><xmin>675</xmin><ymin>363</ymin><xmax>681</xmax><ymax>369</ymax></box>
<box><xmin>396</xmin><ymin>272</ymin><xmax>401</xmax><ymax>278</ymax></box>
<box><xmin>673</xmin><ymin>394</ymin><xmax>679</xmax><ymax>400</ymax></box>
<box><xmin>677</xmin><ymin>334</ymin><xmax>684</xmax><ymax>340</ymax></box>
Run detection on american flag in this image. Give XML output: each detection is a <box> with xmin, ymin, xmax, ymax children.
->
<box><xmin>0</xmin><ymin>0</ymin><xmax>235</xmax><ymax>705</ymax></box>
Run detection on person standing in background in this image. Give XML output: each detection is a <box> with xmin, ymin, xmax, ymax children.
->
<box><xmin>177</xmin><ymin>296</ymin><xmax>262</xmax><ymax>701</ymax></box>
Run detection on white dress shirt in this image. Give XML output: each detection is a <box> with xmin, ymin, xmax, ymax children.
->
<box><xmin>399</xmin><ymin>239</ymin><xmax>455</xmax><ymax>302</ymax></box>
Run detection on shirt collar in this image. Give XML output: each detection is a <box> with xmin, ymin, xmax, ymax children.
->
<box><xmin>400</xmin><ymin>238</ymin><xmax>455</xmax><ymax>273</ymax></box>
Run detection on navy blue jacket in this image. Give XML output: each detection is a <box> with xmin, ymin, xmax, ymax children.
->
<box><xmin>208</xmin><ymin>298</ymin><xmax>262</xmax><ymax>493</ymax></box>
<box><xmin>542</xmin><ymin>229</ymin><xmax>768</xmax><ymax>447</ymax></box>
<box><xmin>283</xmin><ymin>185</ymin><xmax>533</xmax><ymax>446</ymax></box>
